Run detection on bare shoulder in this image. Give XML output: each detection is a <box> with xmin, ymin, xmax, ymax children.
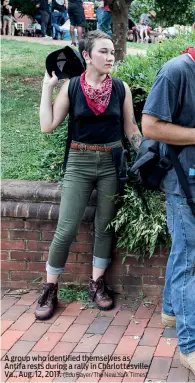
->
<box><xmin>122</xmin><ymin>81</ymin><xmax>129</xmax><ymax>88</ymax></box>
<box><xmin>60</xmin><ymin>79</ymin><xmax>70</xmax><ymax>93</ymax></box>
<box><xmin>122</xmin><ymin>81</ymin><xmax>132</xmax><ymax>97</ymax></box>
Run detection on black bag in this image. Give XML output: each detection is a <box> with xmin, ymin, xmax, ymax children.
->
<box><xmin>63</xmin><ymin>76</ymin><xmax>80</xmax><ymax>170</ymax></box>
<box><xmin>130</xmin><ymin>138</ymin><xmax>195</xmax><ymax>215</ymax></box>
<box><xmin>110</xmin><ymin>78</ymin><xmax>132</xmax><ymax>194</ymax></box>
<box><xmin>130</xmin><ymin>138</ymin><xmax>172</xmax><ymax>190</ymax></box>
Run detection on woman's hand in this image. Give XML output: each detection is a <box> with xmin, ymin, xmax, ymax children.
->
<box><xmin>43</xmin><ymin>71</ymin><xmax>58</xmax><ymax>88</ymax></box>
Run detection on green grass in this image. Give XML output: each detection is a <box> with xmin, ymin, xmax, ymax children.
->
<box><xmin>1</xmin><ymin>39</ymin><xmax>59</xmax><ymax>77</ymax></box>
<box><xmin>59</xmin><ymin>285</ymin><xmax>90</xmax><ymax>304</ymax></box>
<box><xmin>2</xmin><ymin>80</ymin><xmax>41</xmax><ymax>179</ymax></box>
<box><xmin>1</xmin><ymin>40</ymin><xmax>63</xmax><ymax>180</ymax></box>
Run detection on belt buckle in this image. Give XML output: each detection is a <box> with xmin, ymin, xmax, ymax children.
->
<box><xmin>82</xmin><ymin>144</ymin><xmax>87</xmax><ymax>151</ymax></box>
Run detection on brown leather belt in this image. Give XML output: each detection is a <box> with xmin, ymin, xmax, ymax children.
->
<box><xmin>70</xmin><ymin>142</ymin><xmax>112</xmax><ymax>152</ymax></box>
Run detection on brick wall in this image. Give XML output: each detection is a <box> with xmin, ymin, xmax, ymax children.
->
<box><xmin>15</xmin><ymin>11</ymin><xmax>32</xmax><ymax>30</ymax></box>
<box><xmin>1</xmin><ymin>180</ymin><xmax>168</xmax><ymax>296</ymax></box>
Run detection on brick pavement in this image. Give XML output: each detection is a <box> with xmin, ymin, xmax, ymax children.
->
<box><xmin>1</xmin><ymin>291</ymin><xmax>194</xmax><ymax>382</ymax></box>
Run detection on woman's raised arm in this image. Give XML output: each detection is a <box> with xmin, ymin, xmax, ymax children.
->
<box><xmin>40</xmin><ymin>71</ymin><xmax>70</xmax><ymax>133</ymax></box>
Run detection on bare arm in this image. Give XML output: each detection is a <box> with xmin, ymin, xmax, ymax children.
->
<box><xmin>123</xmin><ymin>82</ymin><xmax>142</xmax><ymax>152</ymax></box>
<box><xmin>142</xmin><ymin>114</ymin><xmax>195</xmax><ymax>145</ymax></box>
<box><xmin>40</xmin><ymin>71</ymin><xmax>70</xmax><ymax>133</ymax></box>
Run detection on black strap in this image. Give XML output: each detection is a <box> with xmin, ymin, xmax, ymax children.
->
<box><xmin>63</xmin><ymin>77</ymin><xmax>80</xmax><ymax>169</ymax></box>
<box><xmin>112</xmin><ymin>78</ymin><xmax>125</xmax><ymax>140</ymax></box>
<box><xmin>112</xmin><ymin>78</ymin><xmax>125</xmax><ymax>106</ymax></box>
<box><xmin>167</xmin><ymin>145</ymin><xmax>195</xmax><ymax>215</ymax></box>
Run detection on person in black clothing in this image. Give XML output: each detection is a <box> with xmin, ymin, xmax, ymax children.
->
<box><xmin>36</xmin><ymin>30</ymin><xmax>142</xmax><ymax>320</ymax></box>
<box><xmin>35</xmin><ymin>0</ymin><xmax>52</xmax><ymax>37</ymax></box>
<box><xmin>51</xmin><ymin>0</ymin><xmax>66</xmax><ymax>39</ymax></box>
<box><xmin>52</xmin><ymin>1</ymin><xmax>65</xmax><ymax>27</ymax></box>
<box><xmin>65</xmin><ymin>0</ymin><xmax>85</xmax><ymax>45</ymax></box>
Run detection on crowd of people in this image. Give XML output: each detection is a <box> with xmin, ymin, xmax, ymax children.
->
<box><xmin>23</xmin><ymin>0</ymin><xmax>112</xmax><ymax>45</ymax></box>
<box><xmin>0</xmin><ymin>0</ymin><xmax>158</xmax><ymax>45</ymax></box>
<box><xmin>0</xmin><ymin>0</ymin><xmax>113</xmax><ymax>45</ymax></box>
<box><xmin>32</xmin><ymin>0</ymin><xmax>113</xmax><ymax>44</ymax></box>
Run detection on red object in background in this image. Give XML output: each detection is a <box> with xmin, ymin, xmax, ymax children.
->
<box><xmin>83</xmin><ymin>2</ymin><xmax>95</xmax><ymax>18</ymax></box>
<box><xmin>182</xmin><ymin>46</ymin><xmax>195</xmax><ymax>60</ymax></box>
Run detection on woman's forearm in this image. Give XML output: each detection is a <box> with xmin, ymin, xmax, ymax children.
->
<box><xmin>40</xmin><ymin>83</ymin><xmax>54</xmax><ymax>133</ymax></box>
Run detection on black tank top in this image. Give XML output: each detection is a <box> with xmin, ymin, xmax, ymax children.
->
<box><xmin>69</xmin><ymin>78</ymin><xmax>124</xmax><ymax>144</ymax></box>
<box><xmin>3</xmin><ymin>6</ymin><xmax>11</xmax><ymax>16</ymax></box>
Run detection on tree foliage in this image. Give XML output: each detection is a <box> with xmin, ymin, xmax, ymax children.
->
<box><xmin>130</xmin><ymin>0</ymin><xmax>195</xmax><ymax>26</ymax></box>
<box><xmin>10</xmin><ymin>0</ymin><xmax>37</xmax><ymax>18</ymax></box>
<box><xmin>154</xmin><ymin>0</ymin><xmax>195</xmax><ymax>26</ymax></box>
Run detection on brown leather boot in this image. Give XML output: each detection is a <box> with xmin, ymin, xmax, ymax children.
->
<box><xmin>35</xmin><ymin>283</ymin><xmax>58</xmax><ymax>320</ymax></box>
<box><xmin>89</xmin><ymin>276</ymin><xmax>114</xmax><ymax>310</ymax></box>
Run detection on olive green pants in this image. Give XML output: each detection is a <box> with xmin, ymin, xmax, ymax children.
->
<box><xmin>46</xmin><ymin>141</ymin><xmax>121</xmax><ymax>275</ymax></box>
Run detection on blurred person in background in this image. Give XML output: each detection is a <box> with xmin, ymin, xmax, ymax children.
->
<box><xmin>100</xmin><ymin>0</ymin><xmax>112</xmax><ymax>37</ymax></box>
<box><xmin>35</xmin><ymin>0</ymin><xmax>52</xmax><ymax>38</ymax></box>
<box><xmin>65</xmin><ymin>0</ymin><xmax>85</xmax><ymax>46</ymax></box>
<box><xmin>137</xmin><ymin>10</ymin><xmax>156</xmax><ymax>42</ymax></box>
<box><xmin>2</xmin><ymin>0</ymin><xmax>14</xmax><ymax>35</ymax></box>
<box><xmin>95</xmin><ymin>0</ymin><xmax>104</xmax><ymax>29</ymax></box>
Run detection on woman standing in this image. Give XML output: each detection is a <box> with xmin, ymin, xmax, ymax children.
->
<box><xmin>36</xmin><ymin>30</ymin><xmax>142</xmax><ymax>320</ymax></box>
<box><xmin>2</xmin><ymin>0</ymin><xmax>12</xmax><ymax>35</ymax></box>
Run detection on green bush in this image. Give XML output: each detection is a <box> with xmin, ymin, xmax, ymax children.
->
<box><xmin>36</xmin><ymin>120</ymin><xmax>68</xmax><ymax>182</ymax></box>
<box><xmin>146</xmin><ymin>33</ymin><xmax>195</xmax><ymax>68</ymax></box>
<box><xmin>130</xmin><ymin>0</ymin><xmax>195</xmax><ymax>27</ymax></box>
<box><xmin>109</xmin><ymin>186</ymin><xmax>169</xmax><ymax>260</ymax></box>
<box><xmin>112</xmin><ymin>33</ymin><xmax>195</xmax><ymax>125</ymax></box>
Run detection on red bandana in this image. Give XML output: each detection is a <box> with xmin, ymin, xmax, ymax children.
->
<box><xmin>182</xmin><ymin>46</ymin><xmax>195</xmax><ymax>61</ymax></box>
<box><xmin>80</xmin><ymin>72</ymin><xmax>112</xmax><ymax>115</ymax></box>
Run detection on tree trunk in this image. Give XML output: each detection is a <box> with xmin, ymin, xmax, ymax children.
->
<box><xmin>107</xmin><ymin>0</ymin><xmax>132</xmax><ymax>61</ymax></box>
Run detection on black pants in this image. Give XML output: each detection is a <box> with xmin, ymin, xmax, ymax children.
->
<box><xmin>39</xmin><ymin>10</ymin><xmax>50</xmax><ymax>37</ymax></box>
